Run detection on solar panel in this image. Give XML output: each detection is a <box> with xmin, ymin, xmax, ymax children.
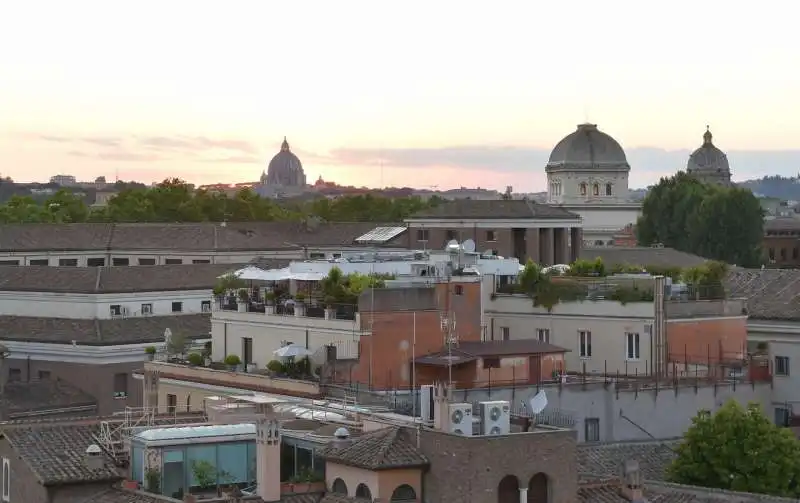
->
<box><xmin>355</xmin><ymin>226</ymin><xmax>407</xmax><ymax>244</ymax></box>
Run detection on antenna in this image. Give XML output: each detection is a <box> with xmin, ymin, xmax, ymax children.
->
<box><xmin>462</xmin><ymin>239</ymin><xmax>476</xmax><ymax>253</ymax></box>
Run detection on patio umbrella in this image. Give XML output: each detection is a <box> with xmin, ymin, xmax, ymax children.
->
<box><xmin>273</xmin><ymin>344</ymin><xmax>313</xmax><ymax>358</ymax></box>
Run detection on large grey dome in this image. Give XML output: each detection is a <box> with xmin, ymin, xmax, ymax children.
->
<box><xmin>263</xmin><ymin>137</ymin><xmax>306</xmax><ymax>187</ymax></box>
<box><xmin>546</xmin><ymin>123</ymin><xmax>630</xmax><ymax>172</ymax></box>
<box><xmin>686</xmin><ymin>127</ymin><xmax>731</xmax><ymax>185</ymax></box>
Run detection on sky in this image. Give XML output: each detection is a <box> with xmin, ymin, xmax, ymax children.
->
<box><xmin>1</xmin><ymin>1</ymin><xmax>799</xmax><ymax>192</ymax></box>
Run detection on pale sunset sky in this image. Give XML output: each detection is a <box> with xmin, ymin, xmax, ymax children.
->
<box><xmin>1</xmin><ymin>1</ymin><xmax>798</xmax><ymax>191</ymax></box>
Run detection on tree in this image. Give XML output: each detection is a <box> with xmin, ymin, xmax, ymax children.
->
<box><xmin>668</xmin><ymin>400</ymin><xmax>800</xmax><ymax>497</ymax></box>
<box><xmin>637</xmin><ymin>173</ymin><xmax>764</xmax><ymax>267</ymax></box>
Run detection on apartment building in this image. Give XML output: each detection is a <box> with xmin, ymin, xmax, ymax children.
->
<box><xmin>0</xmin><ymin>264</ymin><xmax>222</xmax><ymax>414</ymax></box>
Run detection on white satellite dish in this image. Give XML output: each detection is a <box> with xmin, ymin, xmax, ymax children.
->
<box><xmin>529</xmin><ymin>390</ymin><xmax>548</xmax><ymax>414</ymax></box>
<box><xmin>462</xmin><ymin>239</ymin><xmax>476</xmax><ymax>253</ymax></box>
<box><xmin>445</xmin><ymin>239</ymin><xmax>460</xmax><ymax>253</ymax></box>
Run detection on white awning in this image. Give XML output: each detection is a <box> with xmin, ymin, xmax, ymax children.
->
<box><xmin>288</xmin><ymin>272</ymin><xmax>326</xmax><ymax>281</ymax></box>
<box><xmin>219</xmin><ymin>266</ymin><xmax>273</xmax><ymax>281</ymax></box>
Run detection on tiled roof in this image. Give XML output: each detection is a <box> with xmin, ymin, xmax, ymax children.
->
<box><xmin>319</xmin><ymin>495</ymin><xmax>369</xmax><ymax>503</ymax></box>
<box><xmin>2</xmin><ymin>423</ymin><xmax>121</xmax><ymax>485</ymax></box>
<box><xmin>764</xmin><ymin>217</ymin><xmax>800</xmax><ymax>231</ymax></box>
<box><xmin>82</xmin><ymin>487</ymin><xmax>166</xmax><ymax>503</ymax></box>
<box><xmin>415</xmin><ymin>340</ymin><xmax>568</xmax><ymax>367</ymax></box>
<box><xmin>0</xmin><ymin>222</ymin><xmax>405</xmax><ymax>252</ymax></box>
<box><xmin>582</xmin><ymin>247</ymin><xmax>709</xmax><ymax>268</ymax></box>
<box><xmin>577</xmin><ymin>480</ymin><xmax>800</xmax><ymax>503</ymax></box>
<box><xmin>0</xmin><ymin>263</ymin><xmax>238</xmax><ymax>294</ymax></box>
<box><xmin>1</xmin><ymin>378</ymin><xmax>96</xmax><ymax>418</ymax></box>
<box><xmin>319</xmin><ymin>426</ymin><xmax>428</xmax><ymax>471</ymax></box>
<box><xmin>577</xmin><ymin>438</ymin><xmax>680</xmax><ymax>481</ymax></box>
<box><xmin>407</xmin><ymin>200</ymin><xmax>579</xmax><ymax>220</ymax></box>
<box><xmin>724</xmin><ymin>268</ymin><xmax>800</xmax><ymax>321</ymax></box>
<box><xmin>0</xmin><ymin>313</ymin><xmax>210</xmax><ymax>345</ymax></box>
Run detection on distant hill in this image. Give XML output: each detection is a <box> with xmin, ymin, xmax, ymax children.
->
<box><xmin>737</xmin><ymin>175</ymin><xmax>800</xmax><ymax>200</ymax></box>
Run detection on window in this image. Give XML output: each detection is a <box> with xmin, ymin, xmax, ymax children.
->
<box><xmin>536</xmin><ymin>328</ymin><xmax>550</xmax><ymax>343</ymax></box>
<box><xmin>483</xmin><ymin>357</ymin><xmax>500</xmax><ymax>369</ymax></box>
<box><xmin>592</xmin><ymin>183</ymin><xmax>599</xmax><ymax>196</ymax></box>
<box><xmin>775</xmin><ymin>356</ymin><xmax>790</xmax><ymax>376</ymax></box>
<box><xmin>171</xmin><ymin>302</ymin><xmax>183</xmax><ymax>313</ymax></box>
<box><xmin>110</xmin><ymin>304</ymin><xmax>122</xmax><ymax>317</ymax></box>
<box><xmin>141</xmin><ymin>303</ymin><xmax>153</xmax><ymax>315</ymax></box>
<box><xmin>454</xmin><ymin>285</ymin><xmax>464</xmax><ymax>295</ymax></box>
<box><xmin>775</xmin><ymin>407</ymin><xmax>790</xmax><ymax>427</ymax></box>
<box><xmin>201</xmin><ymin>300</ymin><xmax>211</xmax><ymax>312</ymax></box>
<box><xmin>167</xmin><ymin>394</ymin><xmax>177</xmax><ymax>414</ymax></box>
<box><xmin>38</xmin><ymin>370</ymin><xmax>51</xmax><ymax>380</ymax></box>
<box><xmin>625</xmin><ymin>332</ymin><xmax>640</xmax><ymax>360</ymax></box>
<box><xmin>579</xmin><ymin>331</ymin><xmax>592</xmax><ymax>358</ymax></box>
<box><xmin>192</xmin><ymin>259</ymin><xmax>211</xmax><ymax>264</ymax></box>
<box><xmin>8</xmin><ymin>369</ymin><xmax>20</xmax><ymax>382</ymax></box>
<box><xmin>769</xmin><ymin>248</ymin><xmax>775</xmax><ymax>260</ymax></box>
<box><xmin>585</xmin><ymin>417</ymin><xmax>600</xmax><ymax>441</ymax></box>
<box><xmin>332</xmin><ymin>253</ymin><xmax>342</xmax><ymax>259</ymax></box>
<box><xmin>486</xmin><ymin>230</ymin><xmax>497</xmax><ymax>242</ymax></box>
<box><xmin>416</xmin><ymin>229</ymin><xmax>429</xmax><ymax>241</ymax></box>
<box><xmin>165</xmin><ymin>258</ymin><xmax>183</xmax><ymax>265</ymax></box>
<box><xmin>500</xmin><ymin>327</ymin><xmax>510</xmax><ymax>341</ymax></box>
<box><xmin>112</xmin><ymin>257</ymin><xmax>130</xmax><ymax>266</ymax></box>
<box><xmin>2</xmin><ymin>457</ymin><xmax>9</xmax><ymax>501</ymax></box>
<box><xmin>0</xmin><ymin>260</ymin><xmax>19</xmax><ymax>266</ymax></box>
<box><xmin>579</xmin><ymin>183</ymin><xmax>587</xmax><ymax>196</ymax></box>
<box><xmin>58</xmin><ymin>258</ymin><xmax>78</xmax><ymax>266</ymax></box>
<box><xmin>242</xmin><ymin>337</ymin><xmax>253</xmax><ymax>366</ymax></box>
<box><xmin>781</xmin><ymin>248</ymin><xmax>787</xmax><ymax>261</ymax></box>
<box><xmin>114</xmin><ymin>373</ymin><xmax>128</xmax><ymax>399</ymax></box>
<box><xmin>445</xmin><ymin>230</ymin><xmax>457</xmax><ymax>241</ymax></box>
<box><xmin>605</xmin><ymin>183</ymin><xmax>612</xmax><ymax>196</ymax></box>
<box><xmin>309</xmin><ymin>252</ymin><xmax>325</xmax><ymax>259</ymax></box>
<box><xmin>86</xmin><ymin>257</ymin><xmax>105</xmax><ymax>267</ymax></box>
<box><xmin>794</xmin><ymin>247</ymin><xmax>799</xmax><ymax>260</ymax></box>
<box><xmin>138</xmin><ymin>258</ymin><xmax>156</xmax><ymax>265</ymax></box>
<box><xmin>29</xmin><ymin>259</ymin><xmax>49</xmax><ymax>266</ymax></box>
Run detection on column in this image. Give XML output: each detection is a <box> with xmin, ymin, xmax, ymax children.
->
<box><xmin>519</xmin><ymin>487</ymin><xmax>528</xmax><ymax>503</ymax></box>
<box><xmin>256</xmin><ymin>415</ymin><xmax>281</xmax><ymax>503</ymax></box>
<box><xmin>525</xmin><ymin>228</ymin><xmax>540</xmax><ymax>264</ymax></box>
<box><xmin>554</xmin><ymin>228</ymin><xmax>569</xmax><ymax>264</ymax></box>
<box><xmin>570</xmin><ymin>227</ymin><xmax>583</xmax><ymax>262</ymax></box>
<box><xmin>539</xmin><ymin>229</ymin><xmax>554</xmax><ymax>266</ymax></box>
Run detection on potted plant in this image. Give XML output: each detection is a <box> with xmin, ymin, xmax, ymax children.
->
<box><xmin>266</xmin><ymin>359</ymin><xmax>285</xmax><ymax>376</ymax></box>
<box><xmin>187</xmin><ymin>352</ymin><xmax>203</xmax><ymax>367</ymax></box>
<box><xmin>190</xmin><ymin>460</ymin><xmax>217</xmax><ymax>494</ymax></box>
<box><xmin>144</xmin><ymin>468</ymin><xmax>161</xmax><ymax>494</ymax></box>
<box><xmin>294</xmin><ymin>293</ymin><xmax>307</xmax><ymax>317</ymax></box>
<box><xmin>264</xmin><ymin>291</ymin><xmax>276</xmax><ymax>315</ymax></box>
<box><xmin>323</xmin><ymin>295</ymin><xmax>337</xmax><ymax>320</ymax></box>
<box><xmin>144</xmin><ymin>346</ymin><xmax>156</xmax><ymax>361</ymax></box>
<box><xmin>237</xmin><ymin>289</ymin><xmax>249</xmax><ymax>313</ymax></box>
<box><xmin>224</xmin><ymin>354</ymin><xmax>242</xmax><ymax>371</ymax></box>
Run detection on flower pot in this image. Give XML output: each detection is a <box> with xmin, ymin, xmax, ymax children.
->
<box><xmin>265</xmin><ymin>305</ymin><xmax>275</xmax><ymax>315</ymax></box>
<box><xmin>324</xmin><ymin>308</ymin><xmax>335</xmax><ymax>320</ymax></box>
<box><xmin>294</xmin><ymin>304</ymin><xmax>306</xmax><ymax>317</ymax></box>
<box><xmin>237</xmin><ymin>303</ymin><xmax>247</xmax><ymax>313</ymax></box>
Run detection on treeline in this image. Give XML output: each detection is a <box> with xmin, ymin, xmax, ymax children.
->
<box><xmin>0</xmin><ymin>178</ymin><xmax>442</xmax><ymax>224</ymax></box>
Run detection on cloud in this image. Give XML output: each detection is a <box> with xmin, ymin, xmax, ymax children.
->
<box><xmin>199</xmin><ymin>155</ymin><xmax>262</xmax><ymax>164</ymax></box>
<box><xmin>67</xmin><ymin>150</ymin><xmax>164</xmax><ymax>162</ymax></box>
<box><xmin>137</xmin><ymin>135</ymin><xmax>257</xmax><ymax>154</ymax></box>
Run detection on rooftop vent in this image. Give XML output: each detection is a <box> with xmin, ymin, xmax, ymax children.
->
<box><xmin>332</xmin><ymin>427</ymin><xmax>351</xmax><ymax>448</ymax></box>
<box><xmin>85</xmin><ymin>444</ymin><xmax>104</xmax><ymax>471</ymax></box>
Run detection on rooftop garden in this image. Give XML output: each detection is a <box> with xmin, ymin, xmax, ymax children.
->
<box><xmin>495</xmin><ymin>258</ymin><xmax>728</xmax><ymax>311</ymax></box>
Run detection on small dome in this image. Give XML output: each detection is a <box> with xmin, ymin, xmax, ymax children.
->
<box><xmin>265</xmin><ymin>137</ymin><xmax>306</xmax><ymax>187</ymax></box>
<box><xmin>86</xmin><ymin>444</ymin><xmax>102</xmax><ymax>454</ymax></box>
<box><xmin>546</xmin><ymin>123</ymin><xmax>629</xmax><ymax>172</ymax></box>
<box><xmin>687</xmin><ymin>126</ymin><xmax>731</xmax><ymax>185</ymax></box>
<box><xmin>333</xmin><ymin>427</ymin><xmax>350</xmax><ymax>439</ymax></box>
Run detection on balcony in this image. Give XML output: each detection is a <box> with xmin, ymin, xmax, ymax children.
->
<box><xmin>214</xmin><ymin>300</ymin><xmax>365</xmax><ymax>332</ymax></box>
<box><xmin>143</xmin><ymin>361</ymin><xmax>322</xmax><ymax>397</ymax></box>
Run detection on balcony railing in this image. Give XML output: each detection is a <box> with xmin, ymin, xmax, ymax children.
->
<box><xmin>216</xmin><ymin>300</ymin><xmax>359</xmax><ymax>322</ymax></box>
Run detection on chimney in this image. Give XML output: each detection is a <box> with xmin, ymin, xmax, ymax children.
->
<box><xmin>256</xmin><ymin>418</ymin><xmax>281</xmax><ymax>503</ymax></box>
<box><xmin>619</xmin><ymin>460</ymin><xmax>644</xmax><ymax>503</ymax></box>
<box><xmin>85</xmin><ymin>444</ymin><xmax>105</xmax><ymax>471</ymax></box>
<box><xmin>332</xmin><ymin>427</ymin><xmax>351</xmax><ymax>448</ymax></box>
<box><xmin>432</xmin><ymin>381</ymin><xmax>451</xmax><ymax>431</ymax></box>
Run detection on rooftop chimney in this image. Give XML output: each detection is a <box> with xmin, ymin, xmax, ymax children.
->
<box><xmin>332</xmin><ymin>427</ymin><xmax>351</xmax><ymax>448</ymax></box>
<box><xmin>85</xmin><ymin>444</ymin><xmax>104</xmax><ymax>471</ymax></box>
<box><xmin>619</xmin><ymin>460</ymin><xmax>644</xmax><ymax>503</ymax></box>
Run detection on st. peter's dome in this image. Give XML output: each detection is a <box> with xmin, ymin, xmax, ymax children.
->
<box><xmin>262</xmin><ymin>137</ymin><xmax>306</xmax><ymax>187</ymax></box>
<box><xmin>545</xmin><ymin>123</ymin><xmax>630</xmax><ymax>172</ymax></box>
<box><xmin>686</xmin><ymin>127</ymin><xmax>731</xmax><ymax>185</ymax></box>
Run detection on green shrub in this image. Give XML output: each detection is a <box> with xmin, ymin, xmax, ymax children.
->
<box><xmin>224</xmin><ymin>354</ymin><xmax>241</xmax><ymax>366</ymax></box>
<box><xmin>187</xmin><ymin>353</ymin><xmax>203</xmax><ymax>366</ymax></box>
<box><xmin>266</xmin><ymin>360</ymin><xmax>284</xmax><ymax>373</ymax></box>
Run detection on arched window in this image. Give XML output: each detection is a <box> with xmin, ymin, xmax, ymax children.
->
<box><xmin>528</xmin><ymin>472</ymin><xmax>549</xmax><ymax>503</ymax></box>
<box><xmin>605</xmin><ymin>183</ymin><xmax>612</xmax><ymax>196</ymax></box>
<box><xmin>355</xmin><ymin>483</ymin><xmax>372</xmax><ymax>499</ymax></box>
<box><xmin>592</xmin><ymin>183</ymin><xmax>599</xmax><ymax>196</ymax></box>
<box><xmin>331</xmin><ymin>478</ymin><xmax>348</xmax><ymax>495</ymax></box>
<box><xmin>390</xmin><ymin>484</ymin><xmax>417</xmax><ymax>502</ymax></box>
<box><xmin>579</xmin><ymin>183</ymin><xmax>587</xmax><ymax>196</ymax></box>
<box><xmin>497</xmin><ymin>475</ymin><xmax>519</xmax><ymax>503</ymax></box>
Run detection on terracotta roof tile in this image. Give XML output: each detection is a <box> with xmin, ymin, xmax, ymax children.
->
<box><xmin>319</xmin><ymin>426</ymin><xmax>428</xmax><ymax>471</ymax></box>
<box><xmin>82</xmin><ymin>487</ymin><xmax>166</xmax><ymax>502</ymax></box>
<box><xmin>577</xmin><ymin>439</ymin><xmax>680</xmax><ymax>481</ymax></box>
<box><xmin>725</xmin><ymin>268</ymin><xmax>800</xmax><ymax>320</ymax></box>
<box><xmin>1</xmin><ymin>378</ymin><xmax>96</xmax><ymax>418</ymax></box>
<box><xmin>582</xmin><ymin>247</ymin><xmax>709</xmax><ymax>268</ymax></box>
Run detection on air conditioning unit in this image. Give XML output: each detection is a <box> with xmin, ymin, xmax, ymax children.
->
<box><xmin>447</xmin><ymin>403</ymin><xmax>473</xmax><ymax>436</ymax></box>
<box><xmin>419</xmin><ymin>385</ymin><xmax>434</xmax><ymax>423</ymax></box>
<box><xmin>480</xmin><ymin>400</ymin><xmax>511</xmax><ymax>436</ymax></box>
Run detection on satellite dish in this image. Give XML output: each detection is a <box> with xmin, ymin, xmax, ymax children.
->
<box><xmin>445</xmin><ymin>240</ymin><xmax>460</xmax><ymax>253</ymax></box>
<box><xmin>462</xmin><ymin>239</ymin><xmax>476</xmax><ymax>253</ymax></box>
<box><xmin>529</xmin><ymin>390</ymin><xmax>548</xmax><ymax>415</ymax></box>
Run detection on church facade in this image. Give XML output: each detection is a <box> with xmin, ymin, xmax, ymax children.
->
<box><xmin>544</xmin><ymin>123</ymin><xmax>643</xmax><ymax>246</ymax></box>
